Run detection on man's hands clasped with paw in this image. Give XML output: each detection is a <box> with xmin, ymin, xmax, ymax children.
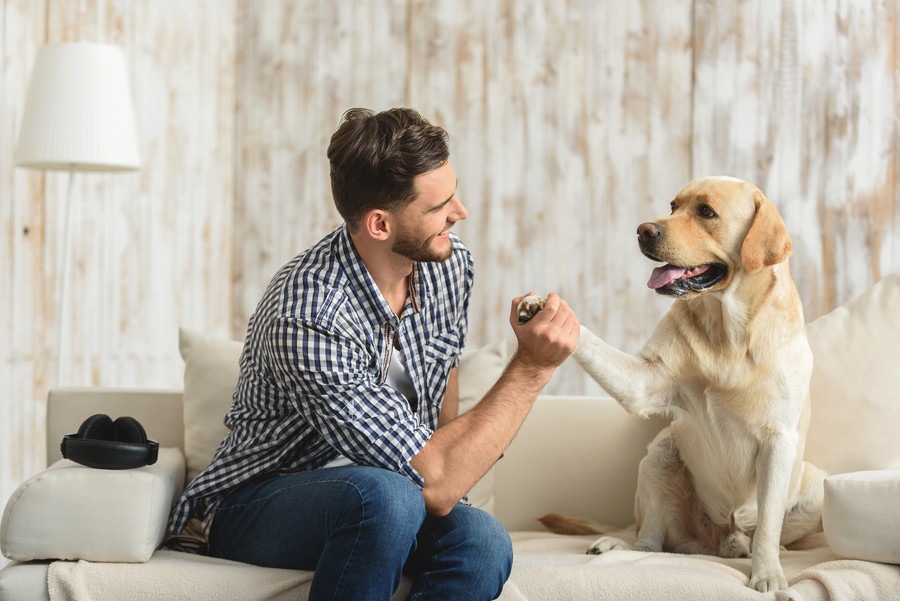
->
<box><xmin>516</xmin><ymin>294</ymin><xmax>547</xmax><ymax>324</ymax></box>
<box><xmin>509</xmin><ymin>293</ymin><xmax>579</xmax><ymax>371</ymax></box>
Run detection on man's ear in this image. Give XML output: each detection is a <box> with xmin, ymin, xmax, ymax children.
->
<box><xmin>361</xmin><ymin>209</ymin><xmax>391</xmax><ymax>241</ymax></box>
<box><xmin>740</xmin><ymin>191</ymin><xmax>792</xmax><ymax>274</ymax></box>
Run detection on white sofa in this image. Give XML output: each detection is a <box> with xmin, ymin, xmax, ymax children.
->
<box><xmin>3</xmin><ymin>274</ymin><xmax>900</xmax><ymax>601</ymax></box>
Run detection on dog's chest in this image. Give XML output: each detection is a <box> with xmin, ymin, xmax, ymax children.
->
<box><xmin>677</xmin><ymin>372</ymin><xmax>778</xmax><ymax>435</ymax></box>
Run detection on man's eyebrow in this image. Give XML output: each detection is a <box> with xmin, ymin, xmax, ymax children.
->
<box><xmin>428</xmin><ymin>178</ymin><xmax>458</xmax><ymax>211</ymax></box>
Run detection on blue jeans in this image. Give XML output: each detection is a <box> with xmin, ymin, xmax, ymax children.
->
<box><xmin>207</xmin><ymin>466</ymin><xmax>512</xmax><ymax>601</ymax></box>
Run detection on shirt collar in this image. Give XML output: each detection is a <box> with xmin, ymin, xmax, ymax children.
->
<box><xmin>338</xmin><ymin>225</ymin><xmax>424</xmax><ymax>327</ymax></box>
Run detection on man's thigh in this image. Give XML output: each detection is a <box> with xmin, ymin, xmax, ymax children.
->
<box><xmin>208</xmin><ymin>465</ymin><xmax>425</xmax><ymax>570</ymax></box>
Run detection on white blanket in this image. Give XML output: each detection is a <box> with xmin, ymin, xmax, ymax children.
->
<box><xmin>48</xmin><ymin>530</ymin><xmax>900</xmax><ymax>601</ymax></box>
<box><xmin>501</xmin><ymin>531</ymin><xmax>900</xmax><ymax>601</ymax></box>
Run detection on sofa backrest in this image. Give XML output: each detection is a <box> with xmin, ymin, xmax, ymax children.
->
<box><xmin>492</xmin><ymin>395</ymin><xmax>666</xmax><ymax>532</ymax></box>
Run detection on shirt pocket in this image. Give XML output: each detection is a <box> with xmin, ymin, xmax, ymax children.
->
<box><xmin>423</xmin><ymin>330</ymin><xmax>461</xmax><ymax>364</ymax></box>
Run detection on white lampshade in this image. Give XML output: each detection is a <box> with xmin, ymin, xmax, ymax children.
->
<box><xmin>15</xmin><ymin>42</ymin><xmax>141</xmax><ymax>172</ymax></box>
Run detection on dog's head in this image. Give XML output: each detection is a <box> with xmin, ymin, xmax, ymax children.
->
<box><xmin>637</xmin><ymin>177</ymin><xmax>791</xmax><ymax>298</ymax></box>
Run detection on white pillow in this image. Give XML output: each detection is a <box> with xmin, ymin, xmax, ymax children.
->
<box><xmin>805</xmin><ymin>273</ymin><xmax>900</xmax><ymax>475</ymax></box>
<box><xmin>179</xmin><ymin>327</ymin><xmax>242</xmax><ymax>483</ymax></box>
<box><xmin>458</xmin><ymin>338</ymin><xmax>510</xmax><ymax>514</ymax></box>
<box><xmin>823</xmin><ymin>469</ymin><xmax>900</xmax><ymax>563</ymax></box>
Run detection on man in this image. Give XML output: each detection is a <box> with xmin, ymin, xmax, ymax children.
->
<box><xmin>168</xmin><ymin>107</ymin><xmax>579</xmax><ymax>600</ymax></box>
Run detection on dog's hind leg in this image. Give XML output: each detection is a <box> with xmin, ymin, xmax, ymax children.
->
<box><xmin>781</xmin><ymin>461</ymin><xmax>826</xmax><ymax>546</ymax></box>
<box><xmin>587</xmin><ymin>428</ymin><xmax>686</xmax><ymax>556</ymax></box>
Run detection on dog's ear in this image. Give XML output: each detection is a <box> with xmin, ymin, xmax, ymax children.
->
<box><xmin>740</xmin><ymin>191</ymin><xmax>792</xmax><ymax>274</ymax></box>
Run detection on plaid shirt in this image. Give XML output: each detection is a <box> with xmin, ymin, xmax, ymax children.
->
<box><xmin>169</xmin><ymin>225</ymin><xmax>473</xmax><ymax>535</ymax></box>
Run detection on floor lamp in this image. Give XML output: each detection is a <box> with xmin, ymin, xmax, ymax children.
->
<box><xmin>14</xmin><ymin>42</ymin><xmax>141</xmax><ymax>386</ymax></box>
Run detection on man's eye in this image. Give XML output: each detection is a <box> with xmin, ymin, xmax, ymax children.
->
<box><xmin>698</xmin><ymin>204</ymin><xmax>718</xmax><ymax>219</ymax></box>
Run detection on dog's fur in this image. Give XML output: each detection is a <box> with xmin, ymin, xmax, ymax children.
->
<box><xmin>520</xmin><ymin>177</ymin><xmax>826</xmax><ymax>592</ymax></box>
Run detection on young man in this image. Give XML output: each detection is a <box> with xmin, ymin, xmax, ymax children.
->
<box><xmin>168</xmin><ymin>108</ymin><xmax>579</xmax><ymax>600</ymax></box>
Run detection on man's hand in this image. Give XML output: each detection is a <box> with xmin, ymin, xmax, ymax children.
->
<box><xmin>509</xmin><ymin>292</ymin><xmax>579</xmax><ymax>370</ymax></box>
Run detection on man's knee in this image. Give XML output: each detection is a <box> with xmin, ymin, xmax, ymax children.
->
<box><xmin>451</xmin><ymin>507</ymin><xmax>513</xmax><ymax>581</ymax></box>
<box><xmin>342</xmin><ymin>467</ymin><xmax>425</xmax><ymax>534</ymax></box>
<box><xmin>473</xmin><ymin>510</ymin><xmax>513</xmax><ymax>571</ymax></box>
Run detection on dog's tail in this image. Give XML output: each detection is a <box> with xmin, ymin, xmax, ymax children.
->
<box><xmin>538</xmin><ymin>513</ymin><xmax>614</xmax><ymax>535</ymax></box>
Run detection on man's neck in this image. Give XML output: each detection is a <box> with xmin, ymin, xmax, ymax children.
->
<box><xmin>349</xmin><ymin>230</ymin><xmax>412</xmax><ymax>317</ymax></box>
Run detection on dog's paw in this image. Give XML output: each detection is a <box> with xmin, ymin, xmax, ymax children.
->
<box><xmin>587</xmin><ymin>536</ymin><xmax>630</xmax><ymax>555</ymax></box>
<box><xmin>719</xmin><ymin>530</ymin><xmax>751</xmax><ymax>559</ymax></box>
<box><xmin>517</xmin><ymin>295</ymin><xmax>547</xmax><ymax>324</ymax></box>
<box><xmin>749</xmin><ymin>563</ymin><xmax>788</xmax><ymax>592</ymax></box>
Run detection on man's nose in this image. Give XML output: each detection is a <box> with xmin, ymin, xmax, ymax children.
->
<box><xmin>450</xmin><ymin>196</ymin><xmax>469</xmax><ymax>222</ymax></box>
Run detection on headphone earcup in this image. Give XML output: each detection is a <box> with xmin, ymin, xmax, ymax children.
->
<box><xmin>62</xmin><ymin>413</ymin><xmax>158</xmax><ymax>469</ymax></box>
<box><xmin>113</xmin><ymin>416</ymin><xmax>148</xmax><ymax>444</ymax></box>
<box><xmin>77</xmin><ymin>414</ymin><xmax>113</xmax><ymax>440</ymax></box>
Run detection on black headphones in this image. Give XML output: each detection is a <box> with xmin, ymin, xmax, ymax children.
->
<box><xmin>61</xmin><ymin>414</ymin><xmax>159</xmax><ymax>470</ymax></box>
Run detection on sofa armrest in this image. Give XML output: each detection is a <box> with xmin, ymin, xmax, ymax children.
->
<box><xmin>1</xmin><ymin>448</ymin><xmax>185</xmax><ymax>563</ymax></box>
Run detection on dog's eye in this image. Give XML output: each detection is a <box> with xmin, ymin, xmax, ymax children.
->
<box><xmin>670</xmin><ymin>201</ymin><xmax>677</xmax><ymax>214</ymax></box>
<box><xmin>698</xmin><ymin>204</ymin><xmax>718</xmax><ymax>219</ymax></box>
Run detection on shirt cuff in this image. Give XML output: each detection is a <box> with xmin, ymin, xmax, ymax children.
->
<box><xmin>372</xmin><ymin>420</ymin><xmax>432</xmax><ymax>488</ymax></box>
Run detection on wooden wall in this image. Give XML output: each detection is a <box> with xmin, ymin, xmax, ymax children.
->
<box><xmin>0</xmin><ymin>0</ymin><xmax>236</xmax><ymax>539</ymax></box>
<box><xmin>1</xmin><ymin>0</ymin><xmax>897</xmax><ymax>543</ymax></box>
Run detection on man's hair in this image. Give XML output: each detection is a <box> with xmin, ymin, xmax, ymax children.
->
<box><xmin>327</xmin><ymin>107</ymin><xmax>449</xmax><ymax>231</ymax></box>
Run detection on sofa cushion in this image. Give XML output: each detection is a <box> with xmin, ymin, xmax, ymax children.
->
<box><xmin>0</xmin><ymin>448</ymin><xmax>185</xmax><ymax>562</ymax></box>
<box><xmin>179</xmin><ymin>327</ymin><xmax>243</xmax><ymax>483</ymax></box>
<box><xmin>823</xmin><ymin>469</ymin><xmax>900</xmax><ymax>563</ymax></box>
<box><xmin>179</xmin><ymin>327</ymin><xmax>507</xmax><ymax>513</ymax></box>
<box><xmin>805</xmin><ymin>273</ymin><xmax>900</xmax><ymax>475</ymax></box>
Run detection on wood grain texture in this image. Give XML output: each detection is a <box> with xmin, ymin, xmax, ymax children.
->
<box><xmin>1</xmin><ymin>0</ymin><xmax>898</xmax><ymax>530</ymax></box>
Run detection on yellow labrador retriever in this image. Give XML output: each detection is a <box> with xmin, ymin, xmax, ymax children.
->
<box><xmin>519</xmin><ymin>177</ymin><xmax>826</xmax><ymax>592</ymax></box>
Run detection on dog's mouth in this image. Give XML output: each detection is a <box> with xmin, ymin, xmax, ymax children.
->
<box><xmin>647</xmin><ymin>263</ymin><xmax>727</xmax><ymax>296</ymax></box>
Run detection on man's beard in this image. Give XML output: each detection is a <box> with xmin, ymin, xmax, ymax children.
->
<box><xmin>392</xmin><ymin>228</ymin><xmax>452</xmax><ymax>262</ymax></box>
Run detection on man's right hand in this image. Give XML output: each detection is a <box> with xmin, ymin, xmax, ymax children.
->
<box><xmin>509</xmin><ymin>292</ymin><xmax>579</xmax><ymax>370</ymax></box>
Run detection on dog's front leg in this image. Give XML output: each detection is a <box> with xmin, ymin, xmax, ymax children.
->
<box><xmin>749</xmin><ymin>430</ymin><xmax>797</xmax><ymax>592</ymax></box>
<box><xmin>573</xmin><ymin>326</ymin><xmax>671</xmax><ymax>418</ymax></box>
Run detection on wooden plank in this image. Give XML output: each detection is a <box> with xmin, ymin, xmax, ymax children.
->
<box><xmin>1</xmin><ymin>0</ymin><xmax>48</xmax><ymax>566</ymax></box>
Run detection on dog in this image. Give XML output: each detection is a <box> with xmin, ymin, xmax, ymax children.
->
<box><xmin>518</xmin><ymin>176</ymin><xmax>826</xmax><ymax>592</ymax></box>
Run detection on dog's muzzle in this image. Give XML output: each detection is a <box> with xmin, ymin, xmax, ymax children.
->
<box><xmin>636</xmin><ymin>222</ymin><xmax>727</xmax><ymax>296</ymax></box>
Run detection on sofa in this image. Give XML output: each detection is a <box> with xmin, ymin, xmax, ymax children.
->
<box><xmin>2</xmin><ymin>274</ymin><xmax>900</xmax><ymax>601</ymax></box>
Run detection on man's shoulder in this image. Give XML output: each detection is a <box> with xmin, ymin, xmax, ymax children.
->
<box><xmin>262</xmin><ymin>228</ymin><xmax>352</xmax><ymax>318</ymax></box>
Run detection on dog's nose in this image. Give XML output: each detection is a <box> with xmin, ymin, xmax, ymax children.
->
<box><xmin>637</xmin><ymin>222</ymin><xmax>662</xmax><ymax>242</ymax></box>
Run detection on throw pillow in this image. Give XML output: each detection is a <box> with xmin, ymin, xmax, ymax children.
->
<box><xmin>179</xmin><ymin>327</ymin><xmax>242</xmax><ymax>483</ymax></box>
<box><xmin>458</xmin><ymin>338</ymin><xmax>510</xmax><ymax>514</ymax></box>
<box><xmin>805</xmin><ymin>273</ymin><xmax>900</xmax><ymax>475</ymax></box>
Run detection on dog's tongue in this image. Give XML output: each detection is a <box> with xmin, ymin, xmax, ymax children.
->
<box><xmin>648</xmin><ymin>264</ymin><xmax>712</xmax><ymax>289</ymax></box>
<box><xmin>648</xmin><ymin>265</ymin><xmax>688</xmax><ymax>289</ymax></box>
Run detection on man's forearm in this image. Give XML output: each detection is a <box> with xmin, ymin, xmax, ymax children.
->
<box><xmin>411</xmin><ymin>352</ymin><xmax>555</xmax><ymax>515</ymax></box>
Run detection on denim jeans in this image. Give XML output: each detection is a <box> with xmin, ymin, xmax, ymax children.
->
<box><xmin>207</xmin><ymin>466</ymin><xmax>513</xmax><ymax>601</ymax></box>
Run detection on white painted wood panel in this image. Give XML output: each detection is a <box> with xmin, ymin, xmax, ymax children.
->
<box><xmin>0</xmin><ymin>0</ymin><xmax>236</xmax><ymax>549</ymax></box>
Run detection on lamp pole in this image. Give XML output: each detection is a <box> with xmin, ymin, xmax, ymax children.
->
<box><xmin>55</xmin><ymin>167</ymin><xmax>77</xmax><ymax>386</ymax></box>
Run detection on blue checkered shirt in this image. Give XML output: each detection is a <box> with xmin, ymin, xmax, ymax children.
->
<box><xmin>169</xmin><ymin>225</ymin><xmax>473</xmax><ymax>535</ymax></box>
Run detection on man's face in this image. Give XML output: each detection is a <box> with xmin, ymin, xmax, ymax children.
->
<box><xmin>391</xmin><ymin>162</ymin><xmax>468</xmax><ymax>262</ymax></box>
